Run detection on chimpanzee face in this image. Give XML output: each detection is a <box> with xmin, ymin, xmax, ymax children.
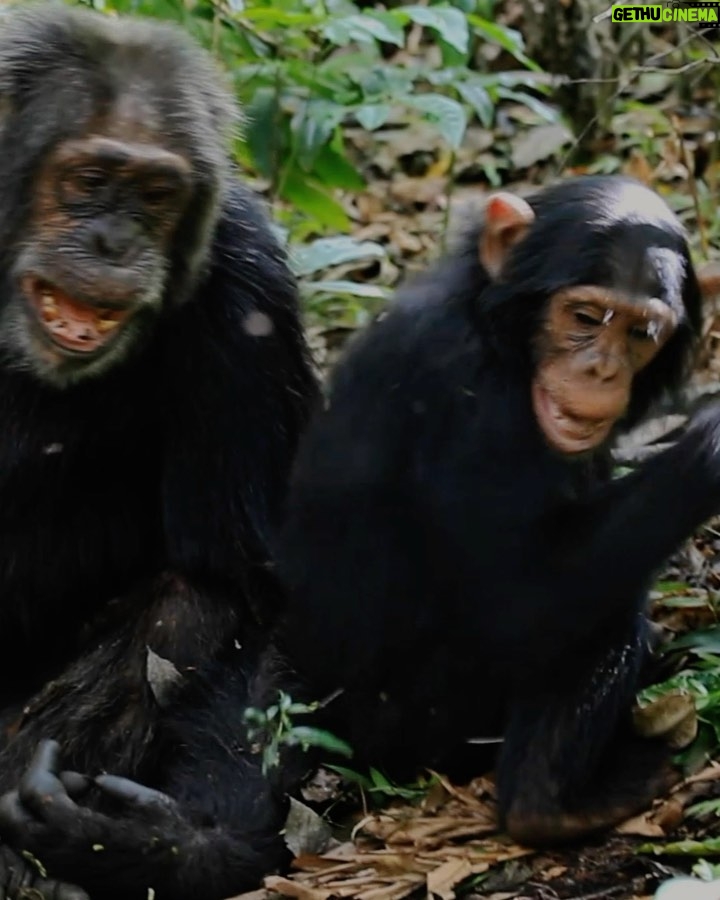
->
<box><xmin>531</xmin><ymin>287</ymin><xmax>677</xmax><ymax>455</ymax></box>
<box><xmin>10</xmin><ymin>133</ymin><xmax>192</xmax><ymax>384</ymax></box>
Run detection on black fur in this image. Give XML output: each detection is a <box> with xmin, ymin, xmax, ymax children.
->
<box><xmin>0</xmin><ymin>6</ymin><xmax>317</xmax><ymax>899</ymax></box>
<box><xmin>277</xmin><ymin>176</ymin><xmax>716</xmax><ymax>845</ymax></box>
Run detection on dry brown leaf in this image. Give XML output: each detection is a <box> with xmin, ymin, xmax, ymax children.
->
<box><xmin>617</xmin><ymin>793</ymin><xmax>687</xmax><ymax>837</ymax></box>
<box><xmin>541</xmin><ymin>865</ymin><xmax>568</xmax><ymax>880</ymax></box>
<box><xmin>632</xmin><ymin>691</ymin><xmax>698</xmax><ymax>749</ymax></box>
<box><xmin>264</xmin><ymin>875</ymin><xmax>332</xmax><ymax>900</ymax></box>
<box><xmin>357</xmin><ymin>880</ymin><xmax>424</xmax><ymax>900</ymax></box>
<box><xmin>426</xmin><ymin>857</ymin><xmax>474</xmax><ymax>900</ymax></box>
<box><xmin>677</xmin><ymin>761</ymin><xmax>720</xmax><ymax>787</ymax></box>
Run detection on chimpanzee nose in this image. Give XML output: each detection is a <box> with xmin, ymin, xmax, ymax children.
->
<box><xmin>586</xmin><ymin>351</ymin><xmax>623</xmax><ymax>382</ymax></box>
<box><xmin>91</xmin><ymin>218</ymin><xmax>140</xmax><ymax>264</ymax></box>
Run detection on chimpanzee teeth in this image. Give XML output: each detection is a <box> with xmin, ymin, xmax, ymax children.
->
<box><xmin>97</xmin><ymin>319</ymin><xmax>120</xmax><ymax>333</ymax></box>
<box><xmin>41</xmin><ymin>293</ymin><xmax>57</xmax><ymax>309</ymax></box>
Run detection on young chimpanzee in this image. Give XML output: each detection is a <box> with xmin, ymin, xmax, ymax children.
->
<box><xmin>278</xmin><ymin>176</ymin><xmax>720</xmax><ymax>846</ymax></box>
<box><xmin>0</xmin><ymin>5</ymin><xmax>317</xmax><ymax>899</ymax></box>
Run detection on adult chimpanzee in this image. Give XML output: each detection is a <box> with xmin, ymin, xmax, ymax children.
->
<box><xmin>0</xmin><ymin>5</ymin><xmax>317</xmax><ymax>899</ymax></box>
<box><xmin>278</xmin><ymin>176</ymin><xmax>720</xmax><ymax>846</ymax></box>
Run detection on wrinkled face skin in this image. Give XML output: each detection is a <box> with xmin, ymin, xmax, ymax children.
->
<box><xmin>532</xmin><ymin>286</ymin><xmax>677</xmax><ymax>455</ymax></box>
<box><xmin>7</xmin><ymin>134</ymin><xmax>192</xmax><ymax>386</ymax></box>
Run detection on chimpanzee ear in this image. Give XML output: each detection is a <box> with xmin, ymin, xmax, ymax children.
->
<box><xmin>698</xmin><ymin>261</ymin><xmax>720</xmax><ymax>302</ymax></box>
<box><xmin>479</xmin><ymin>192</ymin><xmax>535</xmax><ymax>280</ymax></box>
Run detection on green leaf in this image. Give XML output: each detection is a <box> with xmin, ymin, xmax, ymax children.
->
<box><xmin>667</xmin><ymin>628</ymin><xmax>720</xmax><ymax>655</ymax></box>
<box><xmin>497</xmin><ymin>88</ymin><xmax>559</xmax><ymax>123</ymax></box>
<box><xmin>405</xmin><ymin>94</ymin><xmax>467</xmax><ymax>148</ymax></box>
<box><xmin>457</xmin><ymin>81</ymin><xmax>494</xmax><ymax>127</ymax></box>
<box><xmin>654</xmin><ymin>579</ymin><xmax>694</xmax><ymax>595</ymax></box>
<box><xmin>324</xmin><ymin>765</ymin><xmax>375</xmax><ymax>789</ymax></box>
<box><xmin>396</xmin><ymin>5</ymin><xmax>469</xmax><ymax>54</ymax></box>
<box><xmin>303</xmin><ymin>280</ymin><xmax>389</xmax><ymax>299</ymax></box>
<box><xmin>638</xmin><ymin>837</ymin><xmax>720</xmax><ymax>856</ymax></box>
<box><xmin>323</xmin><ymin>13</ymin><xmax>404</xmax><ymax>47</ymax></box>
<box><xmin>312</xmin><ymin>140</ymin><xmax>366</xmax><ymax>191</ymax></box>
<box><xmin>293</xmin><ymin>100</ymin><xmax>346</xmax><ymax>170</ymax></box>
<box><xmin>289</xmin><ymin>726</ymin><xmax>354</xmax><ymax>757</ymax></box>
<box><xmin>241</xmin><ymin>8</ymin><xmax>321</xmax><ymax>26</ymax></box>
<box><xmin>356</xmin><ymin>103</ymin><xmax>392</xmax><ymax>131</ymax></box>
<box><xmin>281</xmin><ymin>173</ymin><xmax>350</xmax><ymax>232</ymax></box>
<box><xmin>370</xmin><ymin>767</ymin><xmax>392</xmax><ymax>789</ymax></box>
<box><xmin>244</xmin><ymin>87</ymin><xmax>283</xmax><ymax>179</ymax></box>
<box><xmin>291</xmin><ymin>236</ymin><xmax>386</xmax><ymax>277</ymax></box>
<box><xmin>467</xmin><ymin>16</ymin><xmax>539</xmax><ymax>69</ymax></box>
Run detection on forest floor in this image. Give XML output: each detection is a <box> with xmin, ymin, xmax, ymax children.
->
<box><xmin>233</xmin><ymin>18</ymin><xmax>720</xmax><ymax>900</ymax></box>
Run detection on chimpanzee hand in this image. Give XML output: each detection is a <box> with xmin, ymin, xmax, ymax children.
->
<box><xmin>0</xmin><ymin>844</ymin><xmax>88</xmax><ymax>900</ymax></box>
<box><xmin>0</xmin><ymin>740</ymin><xmax>188</xmax><ymax>877</ymax></box>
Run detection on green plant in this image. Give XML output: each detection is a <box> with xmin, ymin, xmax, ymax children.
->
<box><xmin>244</xmin><ymin>691</ymin><xmax>353</xmax><ymax>774</ymax></box>
<box><xmin>327</xmin><ymin>764</ymin><xmax>437</xmax><ymax>801</ymax></box>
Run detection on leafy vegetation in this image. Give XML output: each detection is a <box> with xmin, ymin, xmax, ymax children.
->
<box><xmin>244</xmin><ymin>691</ymin><xmax>353</xmax><ymax>774</ymax></box>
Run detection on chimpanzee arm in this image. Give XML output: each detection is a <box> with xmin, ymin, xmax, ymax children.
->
<box><xmin>557</xmin><ymin>407</ymin><xmax>720</xmax><ymax>600</ymax></box>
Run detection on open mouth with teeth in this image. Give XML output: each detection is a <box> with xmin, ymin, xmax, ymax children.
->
<box><xmin>22</xmin><ymin>277</ymin><xmax>132</xmax><ymax>355</ymax></box>
<box><xmin>532</xmin><ymin>381</ymin><xmax>614</xmax><ymax>455</ymax></box>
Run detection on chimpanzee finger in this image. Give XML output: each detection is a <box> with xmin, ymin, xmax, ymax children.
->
<box><xmin>59</xmin><ymin>772</ymin><xmax>92</xmax><ymax>799</ymax></box>
<box><xmin>94</xmin><ymin>775</ymin><xmax>176</xmax><ymax>810</ymax></box>
<box><xmin>18</xmin><ymin>740</ymin><xmax>76</xmax><ymax>820</ymax></box>
<box><xmin>0</xmin><ymin>791</ymin><xmax>37</xmax><ymax>833</ymax></box>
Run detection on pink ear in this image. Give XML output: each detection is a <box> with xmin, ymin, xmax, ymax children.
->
<box><xmin>485</xmin><ymin>192</ymin><xmax>535</xmax><ymax>230</ymax></box>
<box><xmin>480</xmin><ymin>192</ymin><xmax>535</xmax><ymax>279</ymax></box>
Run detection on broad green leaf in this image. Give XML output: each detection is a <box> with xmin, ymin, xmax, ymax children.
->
<box><xmin>241</xmin><ymin>8</ymin><xmax>321</xmax><ymax>25</ymax></box>
<box><xmin>396</xmin><ymin>5</ymin><xmax>469</xmax><ymax>54</ymax></box>
<box><xmin>325</xmin><ymin>765</ymin><xmax>375</xmax><ymax>789</ymax></box>
<box><xmin>304</xmin><ymin>280</ymin><xmax>389</xmax><ymax>299</ymax></box>
<box><xmin>291</xmin><ymin>236</ymin><xmax>386</xmax><ymax>277</ymax></box>
<box><xmin>323</xmin><ymin>13</ymin><xmax>404</xmax><ymax>47</ymax></box>
<box><xmin>405</xmin><ymin>94</ymin><xmax>467</xmax><ymax>148</ymax></box>
<box><xmin>355</xmin><ymin>103</ymin><xmax>392</xmax><ymax>131</ymax></box>
<box><xmin>290</xmin><ymin>726</ymin><xmax>354</xmax><ymax>757</ymax></box>
<box><xmin>457</xmin><ymin>81</ymin><xmax>494</xmax><ymax>127</ymax></box>
<box><xmin>665</xmin><ymin>628</ymin><xmax>720</xmax><ymax>655</ymax></box>
<box><xmin>467</xmin><ymin>16</ymin><xmax>539</xmax><ymax>69</ymax></box>
<box><xmin>282</xmin><ymin>173</ymin><xmax>350</xmax><ymax>232</ymax></box>
<box><xmin>313</xmin><ymin>141</ymin><xmax>365</xmax><ymax>191</ymax></box>
<box><xmin>245</xmin><ymin>87</ymin><xmax>283</xmax><ymax>179</ymax></box>
<box><xmin>497</xmin><ymin>88</ymin><xmax>559</xmax><ymax>123</ymax></box>
<box><xmin>293</xmin><ymin>100</ymin><xmax>346</xmax><ymax>169</ymax></box>
<box><xmin>370</xmin><ymin>767</ymin><xmax>392</xmax><ymax>789</ymax></box>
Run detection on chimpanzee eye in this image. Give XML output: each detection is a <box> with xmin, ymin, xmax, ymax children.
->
<box><xmin>574</xmin><ymin>310</ymin><xmax>602</xmax><ymax>327</ymax></box>
<box><xmin>141</xmin><ymin>183</ymin><xmax>177</xmax><ymax>209</ymax></box>
<box><xmin>63</xmin><ymin>168</ymin><xmax>108</xmax><ymax>198</ymax></box>
<box><xmin>71</xmin><ymin>169</ymin><xmax>107</xmax><ymax>194</ymax></box>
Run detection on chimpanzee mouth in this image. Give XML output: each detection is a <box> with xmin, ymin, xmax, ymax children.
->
<box><xmin>21</xmin><ymin>277</ymin><xmax>133</xmax><ymax>356</ymax></box>
<box><xmin>532</xmin><ymin>381</ymin><xmax>613</xmax><ymax>455</ymax></box>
